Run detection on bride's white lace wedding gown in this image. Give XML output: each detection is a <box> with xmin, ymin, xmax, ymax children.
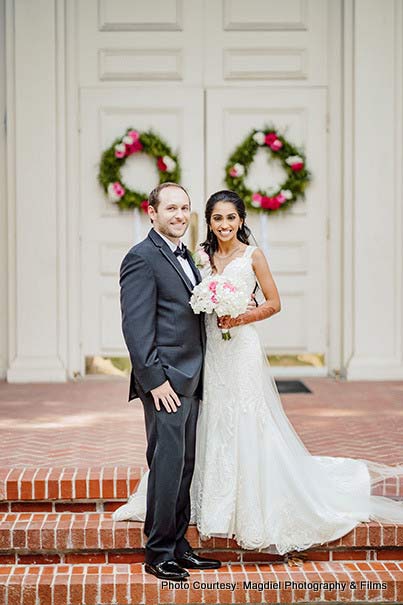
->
<box><xmin>113</xmin><ymin>245</ymin><xmax>403</xmax><ymax>555</ymax></box>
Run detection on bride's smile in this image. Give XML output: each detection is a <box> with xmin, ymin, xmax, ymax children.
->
<box><xmin>210</xmin><ymin>201</ymin><xmax>243</xmax><ymax>251</ymax></box>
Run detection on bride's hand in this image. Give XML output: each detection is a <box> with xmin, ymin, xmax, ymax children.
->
<box><xmin>217</xmin><ymin>314</ymin><xmax>244</xmax><ymax>329</ymax></box>
<box><xmin>217</xmin><ymin>295</ymin><xmax>257</xmax><ymax>329</ymax></box>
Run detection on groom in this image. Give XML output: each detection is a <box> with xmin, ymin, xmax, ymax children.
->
<box><xmin>119</xmin><ymin>182</ymin><xmax>221</xmax><ymax>581</ymax></box>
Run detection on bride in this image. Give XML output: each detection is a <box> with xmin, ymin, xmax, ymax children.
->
<box><xmin>113</xmin><ymin>189</ymin><xmax>403</xmax><ymax>555</ymax></box>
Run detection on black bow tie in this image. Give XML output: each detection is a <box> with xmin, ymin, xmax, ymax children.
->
<box><xmin>174</xmin><ymin>245</ymin><xmax>188</xmax><ymax>259</ymax></box>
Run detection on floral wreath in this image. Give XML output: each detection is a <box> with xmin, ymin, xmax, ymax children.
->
<box><xmin>225</xmin><ymin>126</ymin><xmax>311</xmax><ymax>213</ymax></box>
<box><xmin>98</xmin><ymin>128</ymin><xmax>181</xmax><ymax>212</ymax></box>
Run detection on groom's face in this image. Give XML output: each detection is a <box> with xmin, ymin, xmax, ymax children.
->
<box><xmin>148</xmin><ymin>186</ymin><xmax>191</xmax><ymax>241</ymax></box>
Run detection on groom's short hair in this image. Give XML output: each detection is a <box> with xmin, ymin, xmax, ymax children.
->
<box><xmin>148</xmin><ymin>182</ymin><xmax>190</xmax><ymax>210</ymax></box>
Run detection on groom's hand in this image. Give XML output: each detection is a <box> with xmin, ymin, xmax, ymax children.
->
<box><xmin>150</xmin><ymin>380</ymin><xmax>181</xmax><ymax>413</ymax></box>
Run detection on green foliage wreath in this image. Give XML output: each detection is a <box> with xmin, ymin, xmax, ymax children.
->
<box><xmin>225</xmin><ymin>126</ymin><xmax>311</xmax><ymax>213</ymax></box>
<box><xmin>98</xmin><ymin>128</ymin><xmax>181</xmax><ymax>211</ymax></box>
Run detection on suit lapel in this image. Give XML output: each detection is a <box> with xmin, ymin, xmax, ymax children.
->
<box><xmin>185</xmin><ymin>249</ymin><xmax>202</xmax><ymax>284</ymax></box>
<box><xmin>148</xmin><ymin>229</ymin><xmax>194</xmax><ymax>294</ymax></box>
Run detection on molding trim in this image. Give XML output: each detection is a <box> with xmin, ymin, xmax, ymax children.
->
<box><xmin>223</xmin><ymin>47</ymin><xmax>307</xmax><ymax>80</ymax></box>
<box><xmin>98</xmin><ymin>0</ymin><xmax>183</xmax><ymax>32</ymax></box>
<box><xmin>98</xmin><ymin>48</ymin><xmax>183</xmax><ymax>81</ymax></box>
<box><xmin>223</xmin><ymin>0</ymin><xmax>308</xmax><ymax>32</ymax></box>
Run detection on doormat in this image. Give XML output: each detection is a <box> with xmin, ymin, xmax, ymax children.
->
<box><xmin>275</xmin><ymin>380</ymin><xmax>311</xmax><ymax>394</ymax></box>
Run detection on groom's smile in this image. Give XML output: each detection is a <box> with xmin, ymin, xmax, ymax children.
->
<box><xmin>147</xmin><ymin>185</ymin><xmax>191</xmax><ymax>244</ymax></box>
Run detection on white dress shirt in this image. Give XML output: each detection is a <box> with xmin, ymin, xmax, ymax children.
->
<box><xmin>155</xmin><ymin>230</ymin><xmax>196</xmax><ymax>286</ymax></box>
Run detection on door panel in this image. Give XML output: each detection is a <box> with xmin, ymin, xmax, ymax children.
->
<box><xmin>206</xmin><ymin>87</ymin><xmax>328</xmax><ymax>356</ymax></box>
<box><xmin>79</xmin><ymin>87</ymin><xmax>204</xmax><ymax>356</ymax></box>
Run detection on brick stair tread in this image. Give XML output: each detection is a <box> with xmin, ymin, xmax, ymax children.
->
<box><xmin>0</xmin><ymin>561</ymin><xmax>402</xmax><ymax>604</ymax></box>
<box><xmin>1</xmin><ymin>512</ymin><xmax>402</xmax><ymax>554</ymax></box>
<box><xmin>0</xmin><ymin>466</ymin><xmax>143</xmax><ymax>501</ymax></box>
<box><xmin>1</xmin><ymin>465</ymin><xmax>402</xmax><ymax>501</ymax></box>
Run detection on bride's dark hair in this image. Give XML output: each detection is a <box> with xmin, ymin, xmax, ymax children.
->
<box><xmin>201</xmin><ymin>190</ymin><xmax>251</xmax><ymax>268</ymax></box>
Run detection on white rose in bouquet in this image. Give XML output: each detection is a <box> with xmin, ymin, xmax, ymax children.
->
<box><xmin>189</xmin><ymin>275</ymin><xmax>249</xmax><ymax>340</ymax></box>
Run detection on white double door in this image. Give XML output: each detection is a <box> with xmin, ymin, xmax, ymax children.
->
<box><xmin>80</xmin><ymin>86</ymin><xmax>328</xmax><ymax>369</ymax></box>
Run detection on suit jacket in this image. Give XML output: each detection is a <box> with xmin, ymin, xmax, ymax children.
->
<box><xmin>119</xmin><ymin>228</ymin><xmax>205</xmax><ymax>401</ymax></box>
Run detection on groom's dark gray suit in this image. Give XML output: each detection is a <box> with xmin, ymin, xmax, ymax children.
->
<box><xmin>119</xmin><ymin>228</ymin><xmax>205</xmax><ymax>564</ymax></box>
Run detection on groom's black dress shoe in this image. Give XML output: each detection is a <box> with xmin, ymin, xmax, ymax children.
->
<box><xmin>176</xmin><ymin>550</ymin><xmax>222</xmax><ymax>569</ymax></box>
<box><xmin>144</xmin><ymin>560</ymin><xmax>190</xmax><ymax>580</ymax></box>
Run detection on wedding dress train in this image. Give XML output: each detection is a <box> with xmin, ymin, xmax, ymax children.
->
<box><xmin>113</xmin><ymin>246</ymin><xmax>403</xmax><ymax>555</ymax></box>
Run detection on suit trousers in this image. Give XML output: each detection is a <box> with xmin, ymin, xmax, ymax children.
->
<box><xmin>139</xmin><ymin>386</ymin><xmax>200</xmax><ymax>565</ymax></box>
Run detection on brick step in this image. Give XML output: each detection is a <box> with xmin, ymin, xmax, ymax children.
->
<box><xmin>0</xmin><ymin>467</ymin><xmax>142</xmax><ymax>508</ymax></box>
<box><xmin>1</xmin><ymin>467</ymin><xmax>402</xmax><ymax>510</ymax></box>
<box><xmin>0</xmin><ymin>561</ymin><xmax>402</xmax><ymax>604</ymax></box>
<box><xmin>1</xmin><ymin>512</ymin><xmax>402</xmax><ymax>567</ymax></box>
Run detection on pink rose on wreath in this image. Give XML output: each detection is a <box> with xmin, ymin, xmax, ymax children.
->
<box><xmin>286</xmin><ymin>155</ymin><xmax>304</xmax><ymax>172</ymax></box>
<box><xmin>157</xmin><ymin>157</ymin><xmax>168</xmax><ymax>172</ymax></box>
<box><xmin>260</xmin><ymin>196</ymin><xmax>281</xmax><ymax>210</ymax></box>
<box><xmin>276</xmin><ymin>193</ymin><xmax>286</xmax><ymax>204</ymax></box>
<box><xmin>126</xmin><ymin>140</ymin><xmax>143</xmax><ymax>155</ymax></box>
<box><xmin>113</xmin><ymin>182</ymin><xmax>125</xmax><ymax>197</ymax></box>
<box><xmin>251</xmin><ymin>193</ymin><xmax>263</xmax><ymax>208</ymax></box>
<box><xmin>114</xmin><ymin>143</ymin><xmax>126</xmax><ymax>159</ymax></box>
<box><xmin>270</xmin><ymin>139</ymin><xmax>283</xmax><ymax>151</ymax></box>
<box><xmin>260</xmin><ymin>196</ymin><xmax>272</xmax><ymax>209</ymax></box>
<box><xmin>128</xmin><ymin>130</ymin><xmax>140</xmax><ymax>142</ymax></box>
<box><xmin>140</xmin><ymin>200</ymin><xmax>149</xmax><ymax>213</ymax></box>
<box><xmin>268</xmin><ymin>197</ymin><xmax>282</xmax><ymax>210</ymax></box>
<box><xmin>265</xmin><ymin>132</ymin><xmax>277</xmax><ymax>146</ymax></box>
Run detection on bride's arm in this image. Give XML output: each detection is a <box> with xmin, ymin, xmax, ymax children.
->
<box><xmin>219</xmin><ymin>248</ymin><xmax>281</xmax><ymax>329</ymax></box>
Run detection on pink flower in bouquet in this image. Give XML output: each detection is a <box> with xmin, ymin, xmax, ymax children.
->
<box><xmin>270</xmin><ymin>139</ymin><xmax>283</xmax><ymax>151</ymax></box>
<box><xmin>209</xmin><ymin>281</ymin><xmax>218</xmax><ymax>293</ymax></box>
<box><xmin>211</xmin><ymin>294</ymin><xmax>218</xmax><ymax>304</ymax></box>
<box><xmin>157</xmin><ymin>156</ymin><xmax>167</xmax><ymax>172</ymax></box>
<box><xmin>223</xmin><ymin>282</ymin><xmax>236</xmax><ymax>293</ymax></box>
<box><xmin>140</xmin><ymin>200</ymin><xmax>149</xmax><ymax>213</ymax></box>
<box><xmin>265</xmin><ymin>132</ymin><xmax>277</xmax><ymax>146</ymax></box>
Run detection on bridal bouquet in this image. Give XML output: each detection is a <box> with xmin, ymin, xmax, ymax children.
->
<box><xmin>189</xmin><ymin>275</ymin><xmax>249</xmax><ymax>340</ymax></box>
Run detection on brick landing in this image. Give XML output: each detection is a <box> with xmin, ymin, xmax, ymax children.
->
<box><xmin>0</xmin><ymin>377</ymin><xmax>402</xmax><ymax>468</ymax></box>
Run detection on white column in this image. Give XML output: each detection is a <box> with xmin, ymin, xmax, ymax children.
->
<box><xmin>6</xmin><ymin>0</ymin><xmax>67</xmax><ymax>382</ymax></box>
<box><xmin>343</xmin><ymin>0</ymin><xmax>403</xmax><ymax>379</ymax></box>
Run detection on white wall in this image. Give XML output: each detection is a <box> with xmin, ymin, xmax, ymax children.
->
<box><xmin>342</xmin><ymin>0</ymin><xmax>403</xmax><ymax>379</ymax></box>
<box><xmin>0</xmin><ymin>0</ymin><xmax>7</xmax><ymax>380</ymax></box>
<box><xmin>5</xmin><ymin>0</ymin><xmax>67</xmax><ymax>382</ymax></box>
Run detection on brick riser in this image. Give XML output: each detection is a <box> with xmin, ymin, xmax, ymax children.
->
<box><xmin>1</xmin><ymin>561</ymin><xmax>403</xmax><ymax>604</ymax></box>
<box><xmin>1</xmin><ymin>466</ymin><xmax>402</xmax><ymax>501</ymax></box>
<box><xmin>1</xmin><ymin>513</ymin><xmax>402</xmax><ymax>566</ymax></box>
<box><xmin>1</xmin><ymin>548</ymin><xmax>403</xmax><ymax>567</ymax></box>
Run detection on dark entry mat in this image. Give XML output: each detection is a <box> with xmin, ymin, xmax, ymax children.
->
<box><xmin>275</xmin><ymin>380</ymin><xmax>311</xmax><ymax>394</ymax></box>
